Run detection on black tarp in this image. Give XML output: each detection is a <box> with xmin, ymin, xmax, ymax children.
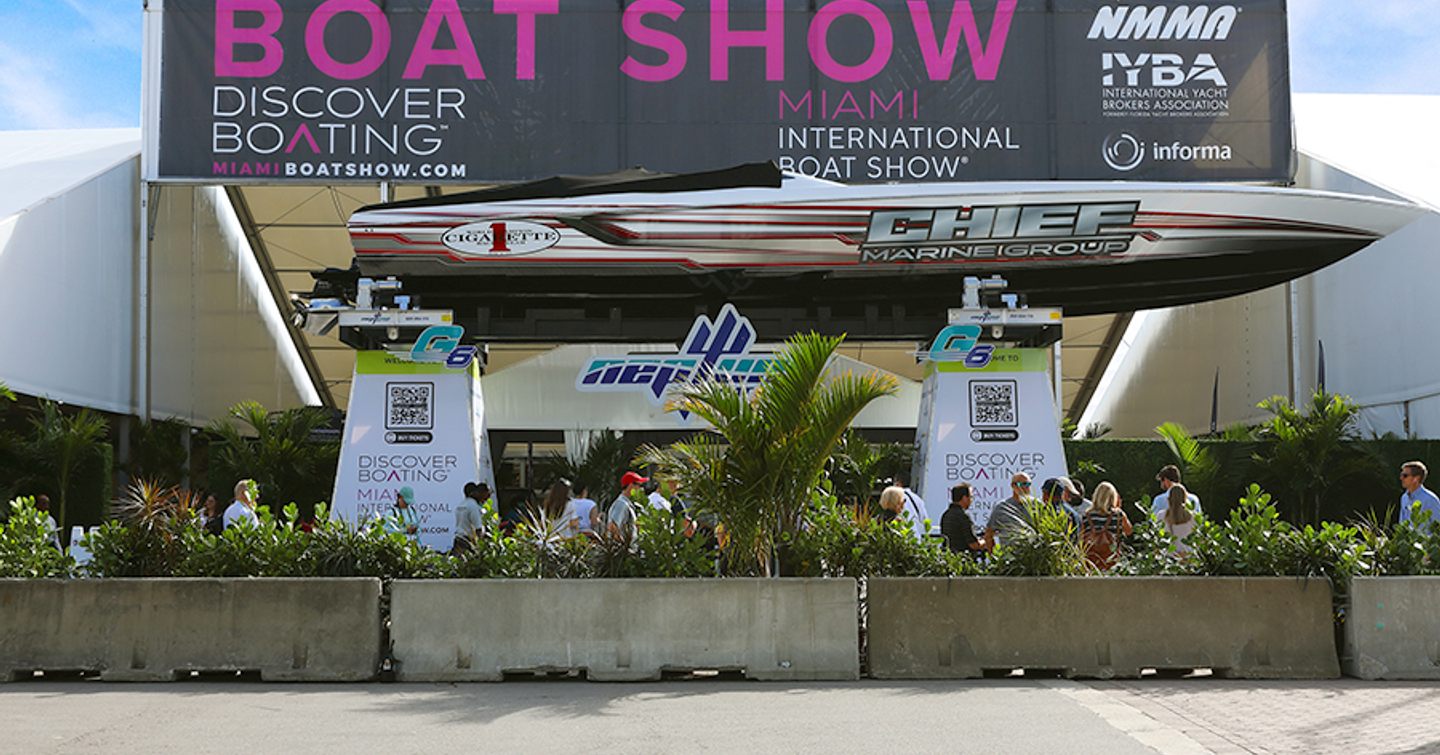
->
<box><xmin>357</xmin><ymin>162</ymin><xmax>783</xmax><ymax>213</ymax></box>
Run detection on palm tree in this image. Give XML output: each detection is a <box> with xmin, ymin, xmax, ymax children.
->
<box><xmin>534</xmin><ymin>429</ymin><xmax>636</xmax><ymax>506</ymax></box>
<box><xmin>0</xmin><ymin>381</ymin><xmax>14</xmax><ymax>403</ymax></box>
<box><xmin>208</xmin><ymin>401</ymin><xmax>339</xmax><ymax>517</ymax></box>
<box><xmin>1252</xmin><ymin>391</ymin><xmax>1366</xmax><ymax>525</ymax></box>
<box><xmin>639</xmin><ymin>333</ymin><xmax>898</xmax><ymax>575</ymax></box>
<box><xmin>26</xmin><ymin>400</ymin><xmax>110</xmax><ymax>533</ymax></box>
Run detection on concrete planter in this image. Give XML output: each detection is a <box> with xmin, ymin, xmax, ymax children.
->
<box><xmin>1345</xmin><ymin>577</ymin><xmax>1440</xmax><ymax>680</ymax></box>
<box><xmin>390</xmin><ymin>578</ymin><xmax>860</xmax><ymax>681</ymax></box>
<box><xmin>868</xmin><ymin>577</ymin><xmax>1339</xmax><ymax>679</ymax></box>
<box><xmin>0</xmin><ymin>579</ymin><xmax>383</xmax><ymax>682</ymax></box>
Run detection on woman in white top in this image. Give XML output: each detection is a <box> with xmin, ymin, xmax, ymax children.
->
<box><xmin>1163</xmin><ymin>484</ymin><xmax>1198</xmax><ymax>555</ymax></box>
<box><xmin>562</xmin><ymin>482</ymin><xmax>599</xmax><ymax>539</ymax></box>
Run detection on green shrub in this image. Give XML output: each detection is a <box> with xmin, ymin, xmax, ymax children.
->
<box><xmin>1114</xmin><ymin>519</ymin><xmax>1198</xmax><ymax>576</ymax></box>
<box><xmin>782</xmin><ymin>490</ymin><xmax>975</xmax><ymax>578</ymax></box>
<box><xmin>0</xmin><ymin>497</ymin><xmax>73</xmax><ymax>578</ymax></box>
<box><xmin>1353</xmin><ymin>510</ymin><xmax>1440</xmax><ymax>578</ymax></box>
<box><xmin>627</xmin><ymin>508</ymin><xmax>714</xmax><ymax>578</ymax></box>
<box><xmin>1187</xmin><ymin>484</ymin><xmax>1363</xmax><ymax>583</ymax></box>
<box><xmin>987</xmin><ymin>500</ymin><xmax>1089</xmax><ymax>577</ymax></box>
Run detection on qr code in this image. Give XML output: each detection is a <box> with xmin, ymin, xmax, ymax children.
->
<box><xmin>386</xmin><ymin>382</ymin><xmax>434</xmax><ymax>430</ymax></box>
<box><xmin>970</xmin><ymin>380</ymin><xmax>1018</xmax><ymax>427</ymax></box>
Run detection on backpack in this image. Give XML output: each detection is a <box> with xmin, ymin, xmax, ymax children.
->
<box><xmin>1081</xmin><ymin>512</ymin><xmax>1119</xmax><ymax>569</ymax></box>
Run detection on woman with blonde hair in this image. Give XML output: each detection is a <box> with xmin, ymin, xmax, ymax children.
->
<box><xmin>1164</xmin><ymin>483</ymin><xmax>1198</xmax><ymax>555</ymax></box>
<box><xmin>1081</xmin><ymin>482</ymin><xmax>1132</xmax><ymax>569</ymax></box>
<box><xmin>878</xmin><ymin>486</ymin><xmax>906</xmax><ymax>525</ymax></box>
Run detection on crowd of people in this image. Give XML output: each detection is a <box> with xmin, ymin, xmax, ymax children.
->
<box><xmin>440</xmin><ymin>471</ymin><xmax>718</xmax><ymax>556</ymax></box>
<box><xmin>903</xmin><ymin>464</ymin><xmax>1211</xmax><ymax>568</ymax></box>
<box><xmin>28</xmin><ymin>458</ymin><xmax>1434</xmax><ymax>564</ymax></box>
<box><xmin>317</xmin><ymin>459</ymin><xmax>1440</xmax><ymax>566</ymax></box>
<box><xmin>922</xmin><ymin>460</ymin><xmax>1440</xmax><ymax>569</ymax></box>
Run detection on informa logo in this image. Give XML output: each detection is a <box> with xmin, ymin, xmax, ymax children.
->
<box><xmin>576</xmin><ymin>304</ymin><xmax>776</xmax><ymax>409</ymax></box>
<box><xmin>1101</xmin><ymin>131</ymin><xmax>1234</xmax><ymax>173</ymax></box>
<box><xmin>441</xmin><ymin>220</ymin><xmax>561</xmax><ymax>258</ymax></box>
<box><xmin>1103</xmin><ymin>132</ymin><xmax>1145</xmax><ymax>172</ymax></box>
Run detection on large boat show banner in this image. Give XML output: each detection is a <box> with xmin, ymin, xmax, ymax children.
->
<box><xmin>149</xmin><ymin>0</ymin><xmax>1291</xmax><ymax>183</ymax></box>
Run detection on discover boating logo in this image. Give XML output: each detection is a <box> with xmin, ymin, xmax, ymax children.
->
<box><xmin>441</xmin><ymin>220</ymin><xmax>560</xmax><ymax>258</ymax></box>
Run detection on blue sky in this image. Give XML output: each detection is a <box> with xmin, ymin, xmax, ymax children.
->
<box><xmin>0</xmin><ymin>0</ymin><xmax>1434</xmax><ymax>130</ymax></box>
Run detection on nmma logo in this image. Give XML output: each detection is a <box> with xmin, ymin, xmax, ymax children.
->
<box><xmin>1088</xmin><ymin>5</ymin><xmax>1239</xmax><ymax>41</ymax></box>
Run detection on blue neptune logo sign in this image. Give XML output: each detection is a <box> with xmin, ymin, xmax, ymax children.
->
<box><xmin>928</xmin><ymin>324</ymin><xmax>995</xmax><ymax>368</ymax></box>
<box><xmin>577</xmin><ymin>304</ymin><xmax>775</xmax><ymax>405</ymax></box>
<box><xmin>408</xmin><ymin>325</ymin><xmax>478</xmax><ymax>369</ymax></box>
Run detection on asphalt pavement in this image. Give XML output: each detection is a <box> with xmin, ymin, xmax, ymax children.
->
<box><xmin>3</xmin><ymin>677</ymin><xmax>1438</xmax><ymax>754</ymax></box>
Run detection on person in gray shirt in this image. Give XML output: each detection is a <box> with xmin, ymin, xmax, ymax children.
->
<box><xmin>985</xmin><ymin>473</ymin><xmax>1039</xmax><ymax>547</ymax></box>
<box><xmin>452</xmin><ymin>482</ymin><xmax>486</xmax><ymax>554</ymax></box>
<box><xmin>607</xmin><ymin>471</ymin><xmax>649</xmax><ymax>547</ymax></box>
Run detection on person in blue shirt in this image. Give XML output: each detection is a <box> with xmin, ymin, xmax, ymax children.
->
<box><xmin>1398</xmin><ymin>461</ymin><xmax>1440</xmax><ymax>525</ymax></box>
<box><xmin>1150</xmin><ymin>465</ymin><xmax>1201</xmax><ymax>520</ymax></box>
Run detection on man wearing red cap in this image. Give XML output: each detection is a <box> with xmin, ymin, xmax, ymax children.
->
<box><xmin>607</xmin><ymin>471</ymin><xmax>648</xmax><ymax>546</ymax></box>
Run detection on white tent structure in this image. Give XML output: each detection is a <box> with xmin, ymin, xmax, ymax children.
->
<box><xmin>0</xmin><ymin>128</ymin><xmax>319</xmax><ymax>423</ymax></box>
<box><xmin>1077</xmin><ymin>94</ymin><xmax>1440</xmax><ymax>438</ymax></box>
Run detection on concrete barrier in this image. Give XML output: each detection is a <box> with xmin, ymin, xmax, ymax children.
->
<box><xmin>868</xmin><ymin>577</ymin><xmax>1339</xmax><ymax>679</ymax></box>
<box><xmin>390</xmin><ymin>579</ymin><xmax>859</xmax><ymax>681</ymax></box>
<box><xmin>0</xmin><ymin>579</ymin><xmax>382</xmax><ymax>681</ymax></box>
<box><xmin>1345</xmin><ymin>577</ymin><xmax>1440</xmax><ymax>680</ymax></box>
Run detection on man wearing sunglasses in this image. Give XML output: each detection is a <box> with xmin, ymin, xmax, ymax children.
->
<box><xmin>1399</xmin><ymin>461</ymin><xmax>1440</xmax><ymax>526</ymax></box>
<box><xmin>985</xmin><ymin>473</ymin><xmax>1040</xmax><ymax>548</ymax></box>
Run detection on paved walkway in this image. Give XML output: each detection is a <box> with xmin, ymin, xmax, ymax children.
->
<box><xmin>3</xmin><ymin>678</ymin><xmax>1438</xmax><ymax>753</ymax></box>
<box><xmin>1081</xmin><ymin>679</ymin><xmax>1440</xmax><ymax>754</ymax></box>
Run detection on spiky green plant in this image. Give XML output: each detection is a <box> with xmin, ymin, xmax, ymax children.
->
<box><xmin>638</xmin><ymin>332</ymin><xmax>898</xmax><ymax>576</ymax></box>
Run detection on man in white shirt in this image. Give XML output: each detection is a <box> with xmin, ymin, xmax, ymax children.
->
<box><xmin>35</xmin><ymin>495</ymin><xmax>60</xmax><ymax>550</ymax></box>
<box><xmin>1150</xmin><ymin>465</ymin><xmax>1201</xmax><ymax>519</ymax></box>
<box><xmin>646</xmin><ymin>479</ymin><xmax>672</xmax><ymax>513</ymax></box>
<box><xmin>223</xmin><ymin>479</ymin><xmax>260</xmax><ymax>529</ymax></box>
<box><xmin>895</xmin><ymin>474</ymin><xmax>930</xmax><ymax>540</ymax></box>
<box><xmin>453</xmin><ymin>482</ymin><xmax>486</xmax><ymax>552</ymax></box>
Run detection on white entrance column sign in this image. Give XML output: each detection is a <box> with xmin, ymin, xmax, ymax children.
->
<box><xmin>331</xmin><ymin>352</ymin><xmax>495</xmax><ymax>551</ymax></box>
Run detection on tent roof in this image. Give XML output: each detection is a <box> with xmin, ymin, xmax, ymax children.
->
<box><xmin>0</xmin><ymin>128</ymin><xmax>139</xmax><ymax>221</ymax></box>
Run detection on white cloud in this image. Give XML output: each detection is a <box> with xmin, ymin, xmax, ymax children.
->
<box><xmin>1289</xmin><ymin>0</ymin><xmax>1440</xmax><ymax>94</ymax></box>
<box><xmin>58</xmin><ymin>0</ymin><xmax>142</xmax><ymax>53</ymax></box>
<box><xmin>0</xmin><ymin>42</ymin><xmax>90</xmax><ymax>129</ymax></box>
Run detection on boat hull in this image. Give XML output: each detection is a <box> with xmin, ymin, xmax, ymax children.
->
<box><xmin>344</xmin><ymin>174</ymin><xmax>1420</xmax><ymax>340</ymax></box>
